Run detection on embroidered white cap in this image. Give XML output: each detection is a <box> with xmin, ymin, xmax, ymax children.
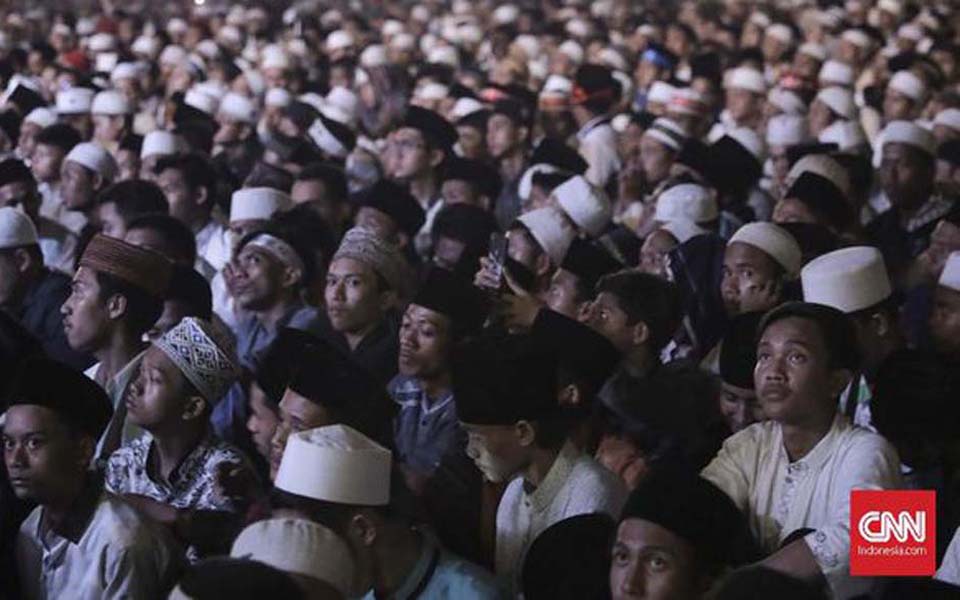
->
<box><xmin>801</xmin><ymin>246</ymin><xmax>892</xmax><ymax>313</ymax></box>
<box><xmin>729</xmin><ymin>222</ymin><xmax>802</xmax><ymax>277</ymax></box>
<box><xmin>516</xmin><ymin>206</ymin><xmax>577</xmax><ymax>265</ymax></box>
<box><xmin>230</xmin><ymin>187</ymin><xmax>292</xmax><ymax>223</ymax></box>
<box><xmin>91</xmin><ymin>90</ymin><xmax>132</xmax><ymax>116</ymax></box>
<box><xmin>218</xmin><ymin>93</ymin><xmax>258</xmax><ymax>125</ymax></box>
<box><xmin>140</xmin><ymin>130</ymin><xmax>184</xmax><ymax>159</ymax></box>
<box><xmin>934</xmin><ymin>108</ymin><xmax>960</xmax><ymax>133</ymax></box>
<box><xmin>231</xmin><ymin>518</ymin><xmax>355</xmax><ymax>596</ymax></box>
<box><xmin>767</xmin><ymin>88</ymin><xmax>806</xmax><ymax>116</ymax></box>
<box><xmin>882</xmin><ymin>120</ymin><xmax>937</xmax><ymax>156</ymax></box>
<box><xmin>819</xmin><ymin>60</ymin><xmax>854</xmax><ymax>87</ymax></box>
<box><xmin>275</xmin><ymin>425</ymin><xmax>392</xmax><ymax>506</ymax></box>
<box><xmin>65</xmin><ymin>142</ymin><xmax>117</xmax><ymax>182</ymax></box>
<box><xmin>668</xmin><ymin>88</ymin><xmax>707</xmax><ymax>117</ymax></box>
<box><xmin>56</xmin><ymin>87</ymin><xmax>95</xmax><ymax>115</ymax></box>
<box><xmin>24</xmin><ymin>107</ymin><xmax>57</xmax><ymax>129</ymax></box>
<box><xmin>724</xmin><ymin>67</ymin><xmax>766</xmax><ymax>94</ymax></box>
<box><xmin>815</xmin><ymin>87</ymin><xmax>857</xmax><ymax>120</ymax></box>
<box><xmin>939</xmin><ymin>252</ymin><xmax>960</xmax><ymax>292</ymax></box>
<box><xmin>661</xmin><ymin>220</ymin><xmax>708</xmax><ymax>244</ymax></box>
<box><xmin>553</xmin><ymin>175</ymin><xmax>612</xmax><ymax>237</ymax></box>
<box><xmin>0</xmin><ymin>206</ymin><xmax>39</xmax><ymax>249</ymax></box>
<box><xmin>888</xmin><ymin>70</ymin><xmax>926</xmax><ymax>102</ymax></box>
<box><xmin>818</xmin><ymin>119</ymin><xmax>867</xmax><ymax>151</ymax></box>
<box><xmin>643</xmin><ymin>117</ymin><xmax>686</xmax><ymax>152</ymax></box>
<box><xmin>655</xmin><ymin>183</ymin><xmax>717</xmax><ymax>224</ymax></box>
<box><xmin>766</xmin><ymin>114</ymin><xmax>809</xmax><ymax>147</ymax></box>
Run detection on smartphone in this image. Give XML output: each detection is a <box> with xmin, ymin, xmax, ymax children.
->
<box><xmin>487</xmin><ymin>232</ymin><xmax>507</xmax><ymax>289</ymax></box>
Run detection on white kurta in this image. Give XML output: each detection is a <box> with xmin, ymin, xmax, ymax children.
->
<box><xmin>937</xmin><ymin>527</ymin><xmax>960</xmax><ymax>585</ymax></box>
<box><xmin>576</xmin><ymin>117</ymin><xmax>620</xmax><ymax>189</ymax></box>
<box><xmin>495</xmin><ymin>441</ymin><xmax>627</xmax><ymax>594</ymax></box>
<box><xmin>702</xmin><ymin>414</ymin><xmax>902</xmax><ymax>599</ymax></box>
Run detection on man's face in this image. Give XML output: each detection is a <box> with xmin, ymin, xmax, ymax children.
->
<box><xmin>17</xmin><ymin>122</ymin><xmax>41</xmax><ymax>160</ymax></box>
<box><xmin>462</xmin><ymin>422</ymin><xmax>528</xmax><ymax>483</ymax></box>
<box><xmin>639</xmin><ymin>136</ymin><xmax>674</xmax><ymax>185</ymax></box>
<box><xmin>270</xmin><ymin>388</ymin><xmax>333</xmax><ymax>480</ymax></box>
<box><xmin>609</xmin><ymin>518</ymin><xmax>703</xmax><ymax>600</ymax></box>
<box><xmin>63</xmin><ymin>114</ymin><xmax>91</xmax><ymax>139</ymax></box>
<box><xmin>638</xmin><ymin>229</ymin><xmax>677</xmax><ymax>279</ymax></box>
<box><xmin>115</xmin><ymin>149</ymin><xmax>139</xmax><ymax>182</ymax></box>
<box><xmin>61</xmin><ymin>266</ymin><xmax>111</xmax><ymax>352</ymax></box>
<box><xmin>880</xmin><ymin>143</ymin><xmax>934</xmax><ymax>212</ymax></box>
<box><xmin>232</xmin><ymin>244</ymin><xmax>286</xmax><ymax>312</ymax></box>
<box><xmin>721</xmin><ymin>242</ymin><xmax>781</xmax><ymax>316</ymax></box>
<box><xmin>0</xmin><ymin>251</ymin><xmax>23</xmax><ymax>306</ymax></box>
<box><xmin>755</xmin><ymin>317</ymin><xmax>844</xmax><ymax>426</ymax></box>
<box><xmin>545</xmin><ymin>268</ymin><xmax>585</xmax><ymax>319</ymax></box>
<box><xmin>441</xmin><ymin>179</ymin><xmax>480</xmax><ymax>207</ymax></box>
<box><xmin>125</xmin><ymin>346</ymin><xmax>189</xmax><ymax>430</ymax></box>
<box><xmin>772</xmin><ymin>197</ymin><xmax>818</xmax><ymax>227</ymax></box>
<box><xmin>3</xmin><ymin>404</ymin><xmax>92</xmax><ymax>506</ymax></box>
<box><xmin>929</xmin><ymin>286</ymin><xmax>960</xmax><ymax>356</ymax></box>
<box><xmin>355</xmin><ymin>207</ymin><xmax>399</xmax><ymax>244</ymax></box>
<box><xmin>292</xmin><ymin>179</ymin><xmax>346</xmax><ymax>228</ymax></box>
<box><xmin>581</xmin><ymin>291</ymin><xmax>635</xmax><ymax>353</ymax></box>
<box><xmin>719</xmin><ymin>382</ymin><xmax>762</xmax><ymax>434</ymax></box>
<box><xmin>0</xmin><ymin>180</ymin><xmax>39</xmax><ymax>221</ymax></box>
<box><xmin>916</xmin><ymin>222</ymin><xmax>960</xmax><ymax>281</ymax></box>
<box><xmin>214</xmin><ymin>117</ymin><xmax>249</xmax><ymax>146</ymax></box>
<box><xmin>725</xmin><ymin>89</ymin><xmax>760</xmax><ymax>123</ymax></box>
<box><xmin>398</xmin><ymin>303</ymin><xmax>451</xmax><ymax>379</ymax></box>
<box><xmin>883</xmin><ymin>89</ymin><xmax>915</xmax><ymax>122</ymax></box>
<box><xmin>60</xmin><ymin>161</ymin><xmax>96</xmax><ymax>211</ymax></box>
<box><xmin>246</xmin><ymin>382</ymin><xmax>279</xmax><ymax>461</ymax></box>
<box><xmin>507</xmin><ymin>228</ymin><xmax>542</xmax><ymax>274</ymax></box>
<box><xmin>392</xmin><ymin>127</ymin><xmax>431</xmax><ymax>180</ymax></box>
<box><xmin>97</xmin><ymin>201</ymin><xmax>127</xmax><ymax>239</ymax></box>
<box><xmin>92</xmin><ymin>114</ymin><xmax>125</xmax><ymax>145</ymax></box>
<box><xmin>486</xmin><ymin>114</ymin><xmax>519</xmax><ymax>159</ymax></box>
<box><xmin>432</xmin><ymin>236</ymin><xmax>466</xmax><ymax>271</ymax></box>
<box><xmin>792</xmin><ymin>53</ymin><xmax>821</xmax><ymax>80</ymax></box>
<box><xmin>457</xmin><ymin>125</ymin><xmax>486</xmax><ymax>160</ymax></box>
<box><xmin>31</xmin><ymin>143</ymin><xmax>65</xmax><ymax>183</ymax></box>
<box><xmin>157</xmin><ymin>167</ymin><xmax>197</xmax><ymax>224</ymax></box>
<box><xmin>325</xmin><ymin>257</ymin><xmax>385</xmax><ymax>336</ymax></box>
<box><xmin>139</xmin><ymin>155</ymin><xmax>159</xmax><ymax>182</ymax></box>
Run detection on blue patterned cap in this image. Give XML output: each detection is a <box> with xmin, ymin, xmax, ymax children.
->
<box><xmin>153</xmin><ymin>317</ymin><xmax>238</xmax><ymax>403</ymax></box>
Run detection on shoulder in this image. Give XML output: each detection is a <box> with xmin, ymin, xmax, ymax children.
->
<box><xmin>721</xmin><ymin>420</ymin><xmax>779</xmax><ymax>454</ymax></box>
<box><xmin>201</xmin><ymin>437</ymin><xmax>253</xmax><ymax>470</ymax></box>
<box><xmin>496</xmin><ymin>478</ymin><xmax>525</xmax><ymax>519</ymax></box>
<box><xmin>569</xmin><ymin>454</ymin><xmax>624</xmax><ymax>491</ymax></box>
<box><xmin>92</xmin><ymin>494</ymin><xmax>167</xmax><ymax>549</ymax></box>
<box><xmin>565</xmin><ymin>455</ymin><xmax>627</xmax><ymax>511</ymax></box>
<box><xmin>834</xmin><ymin>424</ymin><xmax>899</xmax><ymax>462</ymax></box>
<box><xmin>436</xmin><ymin>552</ymin><xmax>503</xmax><ymax>597</ymax></box>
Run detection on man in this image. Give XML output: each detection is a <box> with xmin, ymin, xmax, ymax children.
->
<box><xmin>5</xmin><ymin>357</ymin><xmax>179</xmax><ymax>598</ymax></box>
<box><xmin>31</xmin><ymin>123</ymin><xmax>81</xmax><ymax>235</ymax></box>
<box><xmin>0</xmin><ymin>207</ymin><xmax>90</xmax><ymax>369</ymax></box>
<box><xmin>930</xmin><ymin>251</ymin><xmax>960</xmax><ymax>360</ymax></box>
<box><xmin>431</xmin><ymin>203</ymin><xmax>499</xmax><ymax>278</ymax></box>
<box><xmin>883</xmin><ymin>70</ymin><xmax>927</xmax><ymax>124</ymax></box>
<box><xmin>721</xmin><ymin>222</ymin><xmax>801</xmax><ymax>318</ymax></box>
<box><xmin>354</xmin><ymin>179</ymin><xmax>426</xmax><ymax>259</ymax></box>
<box><xmin>571</xmin><ymin>64</ymin><xmax>621</xmax><ymax>190</ymax></box>
<box><xmin>291</xmin><ymin>162</ymin><xmax>350</xmax><ymax>238</ymax></box>
<box><xmin>95</xmin><ymin>180</ymin><xmax>168</xmax><ymax>239</ymax></box>
<box><xmin>90</xmin><ymin>90</ymin><xmax>133</xmax><ymax>155</ymax></box>
<box><xmin>55</xmin><ymin>87</ymin><xmax>94</xmax><ymax>140</ymax></box>
<box><xmin>390</xmin><ymin>267</ymin><xmax>486</xmax><ymax>480</ymax></box>
<box><xmin>273</xmin><ymin>424</ymin><xmax>503</xmax><ymax>598</ymax></box>
<box><xmin>439</xmin><ymin>156</ymin><xmax>502</xmax><ymax>213</ymax></box>
<box><xmin>701</xmin><ymin>302</ymin><xmax>902</xmax><ymax>598</ymax></box>
<box><xmin>717</xmin><ymin>312</ymin><xmax>765</xmax><ymax>435</ymax></box>
<box><xmin>714</xmin><ymin>67</ymin><xmax>767</xmax><ymax>138</ymax></box>
<box><xmin>61</xmin><ymin>234</ymin><xmax>173</xmax><ymax>459</ymax></box>
<box><xmin>139</xmin><ymin>130</ymin><xmax>185</xmax><ymax>181</ymax></box>
<box><xmin>323</xmin><ymin>227</ymin><xmax>410</xmax><ymax>386</ymax></box>
<box><xmin>124</xmin><ymin>214</ymin><xmax>198</xmax><ymax>267</ymax></box>
<box><xmin>453</xmin><ymin>334</ymin><xmax>627</xmax><ymax>592</ymax></box>
<box><xmin>544</xmin><ymin>238</ymin><xmax>621</xmax><ymax>319</ymax></box>
<box><xmin>16</xmin><ymin>108</ymin><xmax>57</xmax><ymax>165</ymax></box>
<box><xmin>60</xmin><ymin>142</ymin><xmax>118</xmax><ymax>235</ymax></box>
<box><xmin>868</xmin><ymin>121</ymin><xmax>958</xmax><ymax>283</ymax></box>
<box><xmin>488</xmin><ymin>99</ymin><xmax>534</xmax><ymax>229</ymax></box>
<box><xmin>610</xmin><ymin>469</ymin><xmax>757</xmax><ymax>600</ymax></box>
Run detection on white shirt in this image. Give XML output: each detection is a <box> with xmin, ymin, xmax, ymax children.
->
<box><xmin>196</xmin><ymin>220</ymin><xmax>229</xmax><ymax>279</ymax></box>
<box><xmin>936</xmin><ymin>527</ymin><xmax>960</xmax><ymax>585</ymax></box>
<box><xmin>495</xmin><ymin>441</ymin><xmax>627</xmax><ymax>594</ymax></box>
<box><xmin>85</xmin><ymin>352</ymin><xmax>146</xmax><ymax>461</ymax></box>
<box><xmin>38</xmin><ymin>181</ymin><xmax>87</xmax><ymax>235</ymax></box>
<box><xmin>702</xmin><ymin>414</ymin><xmax>902</xmax><ymax>599</ymax></box>
<box><xmin>576</xmin><ymin>116</ymin><xmax>620</xmax><ymax>189</ymax></box>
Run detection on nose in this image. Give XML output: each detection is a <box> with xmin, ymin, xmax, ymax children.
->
<box><xmin>7</xmin><ymin>443</ymin><xmax>28</xmax><ymax>469</ymax></box>
<box><xmin>465</xmin><ymin>438</ymin><xmax>480</xmax><ymax>460</ymax></box>
<box><xmin>271</xmin><ymin>422</ymin><xmax>290</xmax><ymax>454</ymax></box>
<box><xmin>622</xmin><ymin>561</ymin><xmax>646</xmax><ymax>595</ymax></box>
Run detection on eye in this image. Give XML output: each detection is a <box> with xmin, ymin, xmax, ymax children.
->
<box><xmin>26</xmin><ymin>437</ymin><xmax>44</xmax><ymax>451</ymax></box>
<box><xmin>648</xmin><ymin>555</ymin><xmax>669</xmax><ymax>571</ymax></box>
<box><xmin>756</xmin><ymin>351</ymin><xmax>770</xmax><ymax>362</ymax></box>
<box><xmin>789</xmin><ymin>352</ymin><xmax>807</xmax><ymax>364</ymax></box>
<box><xmin>611</xmin><ymin>547</ymin><xmax>629</xmax><ymax>564</ymax></box>
<box><xmin>2</xmin><ymin>438</ymin><xmax>13</xmax><ymax>451</ymax></box>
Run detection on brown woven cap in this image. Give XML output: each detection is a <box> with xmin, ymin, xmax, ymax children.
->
<box><xmin>79</xmin><ymin>233</ymin><xmax>173</xmax><ymax>298</ymax></box>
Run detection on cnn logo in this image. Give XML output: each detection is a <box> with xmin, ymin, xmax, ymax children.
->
<box><xmin>857</xmin><ymin>510</ymin><xmax>925</xmax><ymax>543</ymax></box>
<box><xmin>850</xmin><ymin>490</ymin><xmax>936</xmax><ymax>577</ymax></box>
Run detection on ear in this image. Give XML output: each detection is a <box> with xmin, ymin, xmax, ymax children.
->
<box><xmin>106</xmin><ymin>293</ymin><xmax>128</xmax><ymax>321</ymax></box>
<box><xmin>92</xmin><ymin>172</ymin><xmax>105</xmax><ymax>191</ymax></box>
<box><xmin>13</xmin><ymin>248</ymin><xmax>32</xmax><ymax>274</ymax></box>
<box><xmin>195</xmin><ymin>185</ymin><xmax>209</xmax><ymax>208</ymax></box>
<box><xmin>534</xmin><ymin>253</ymin><xmax>552</xmax><ymax>278</ymax></box>
<box><xmin>279</xmin><ymin>265</ymin><xmax>303</xmax><ymax>290</ymax></box>
<box><xmin>428</xmin><ymin>148</ymin><xmax>445</xmax><ymax>169</ymax></box>
<box><xmin>630</xmin><ymin>320</ymin><xmax>650</xmax><ymax>347</ymax></box>
<box><xmin>515</xmin><ymin>420</ymin><xmax>537</xmax><ymax>447</ymax></box>
<box><xmin>870</xmin><ymin>311</ymin><xmax>891</xmax><ymax>337</ymax></box>
<box><xmin>347</xmin><ymin>511</ymin><xmax>378</xmax><ymax>547</ymax></box>
<box><xmin>76</xmin><ymin>435</ymin><xmax>96</xmax><ymax>468</ymax></box>
<box><xmin>181</xmin><ymin>395</ymin><xmax>207</xmax><ymax>422</ymax></box>
<box><xmin>559</xmin><ymin>383</ymin><xmax>582</xmax><ymax>408</ymax></box>
<box><xmin>827</xmin><ymin>368</ymin><xmax>853</xmax><ymax>400</ymax></box>
<box><xmin>517</xmin><ymin>125</ymin><xmax>529</xmax><ymax>142</ymax></box>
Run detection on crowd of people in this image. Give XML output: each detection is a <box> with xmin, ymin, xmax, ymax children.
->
<box><xmin>2</xmin><ymin>0</ymin><xmax>960</xmax><ymax>598</ymax></box>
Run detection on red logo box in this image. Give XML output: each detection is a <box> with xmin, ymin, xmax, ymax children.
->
<box><xmin>850</xmin><ymin>490</ymin><xmax>936</xmax><ymax>577</ymax></box>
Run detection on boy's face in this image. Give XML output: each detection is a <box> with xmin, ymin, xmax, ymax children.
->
<box><xmin>125</xmin><ymin>346</ymin><xmax>193</xmax><ymax>431</ymax></box>
<box><xmin>462</xmin><ymin>422</ymin><xmax>529</xmax><ymax>483</ymax></box>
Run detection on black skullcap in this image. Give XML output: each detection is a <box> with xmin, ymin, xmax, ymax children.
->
<box><xmin>287</xmin><ymin>337</ymin><xmax>379</xmax><ymax>413</ymax></box>
<box><xmin>620</xmin><ymin>468</ymin><xmax>758</xmax><ymax>568</ymax></box>
<box><xmin>628</xmin><ymin>110</ymin><xmax>657</xmax><ymax>130</ymax></box>
<box><xmin>777</xmin><ymin>222</ymin><xmax>839</xmax><ymax>265</ymax></box>
<box><xmin>491</xmin><ymin>98</ymin><xmax>534</xmax><ymax>127</ymax></box>
<box><xmin>297</xmin><ymin>162</ymin><xmax>348</xmax><ymax>201</ymax></box>
<box><xmin>357</xmin><ymin>179</ymin><xmax>425</xmax><ymax>239</ymax></box>
<box><xmin>453</xmin><ymin>333</ymin><xmax>559</xmax><ymax>425</ymax></box>
<box><xmin>719</xmin><ymin>312</ymin><xmax>765</xmax><ymax>390</ymax></box>
<box><xmin>783</xmin><ymin>171</ymin><xmax>854</xmax><ymax>232</ymax></box>
<box><xmin>531</xmin><ymin>309</ymin><xmax>621</xmax><ymax>400</ymax></box>
<box><xmin>6</xmin><ymin>83</ymin><xmax>46</xmax><ymax>116</ymax></box>
<box><xmin>283</xmin><ymin>101</ymin><xmax>319</xmax><ymax>131</ymax></box>
<box><xmin>4</xmin><ymin>357</ymin><xmax>112</xmax><ymax>439</ymax></box>
<box><xmin>0</xmin><ymin>158</ymin><xmax>34</xmax><ymax>188</ymax></box>
<box><xmin>412</xmin><ymin>266</ymin><xmax>488</xmax><ymax>337</ymax></box>
<box><xmin>704</xmin><ymin>136</ymin><xmax>761</xmax><ymax>195</ymax></box>
<box><xmin>36</xmin><ymin>123</ymin><xmax>82</xmax><ymax>152</ymax></box>
<box><xmin>315</xmin><ymin>112</ymin><xmax>357</xmax><ymax>156</ymax></box>
<box><xmin>528</xmin><ymin>137</ymin><xmax>588</xmax><ymax>174</ymax></box>
<box><xmin>572</xmin><ymin>63</ymin><xmax>620</xmax><ymax>107</ymax></box>
<box><xmin>0</xmin><ymin>110</ymin><xmax>21</xmax><ymax>147</ymax></box>
<box><xmin>938</xmin><ymin>140</ymin><xmax>960</xmax><ymax>167</ymax></box>
<box><xmin>173</xmin><ymin>98</ymin><xmax>216</xmax><ymax>129</ymax></box>
<box><xmin>432</xmin><ymin>203</ymin><xmax>499</xmax><ymax>268</ymax></box>
<box><xmin>521</xmin><ymin>513</ymin><xmax>615</xmax><ymax>600</ymax></box>
<box><xmin>560</xmin><ymin>238</ymin><xmax>623</xmax><ymax>292</ymax></box>
<box><xmin>676</xmin><ymin>138</ymin><xmax>711</xmax><ymax>177</ymax></box>
<box><xmin>167</xmin><ymin>264</ymin><xmax>212</xmax><ymax>320</ymax></box>
<box><xmin>456</xmin><ymin>108</ymin><xmax>491</xmax><ymax>131</ymax></box>
<box><xmin>690</xmin><ymin>52</ymin><xmax>723</xmax><ymax>84</ymax></box>
<box><xmin>440</xmin><ymin>156</ymin><xmax>503</xmax><ymax>199</ymax></box>
<box><xmin>757</xmin><ymin>302</ymin><xmax>861</xmax><ymax>371</ymax></box>
<box><xmin>400</xmin><ymin>106</ymin><xmax>458</xmax><ymax>150</ymax></box>
<box><xmin>252</xmin><ymin>328</ymin><xmax>321</xmax><ymax>406</ymax></box>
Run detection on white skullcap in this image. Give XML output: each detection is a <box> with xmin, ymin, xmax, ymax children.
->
<box><xmin>766</xmin><ymin>24</ymin><xmax>794</xmax><ymax>45</ymax></box>
<box><xmin>598</xmin><ymin>48</ymin><xmax>628</xmax><ymax>72</ymax></box>
<box><xmin>816</xmin><ymin>87</ymin><xmax>857</xmax><ymax>120</ymax></box>
<box><xmin>265</xmin><ymin>88</ymin><xmax>292</xmax><ymax>109</ymax></box>
<box><xmin>553</xmin><ymin>175</ymin><xmax>612</xmax><ymax>237</ymax></box>
<box><xmin>217</xmin><ymin>25</ymin><xmax>242</xmax><ymax>47</ymax></box>
<box><xmin>882</xmin><ymin>120</ymin><xmax>937</xmax><ymax>156</ymax></box>
<box><xmin>275</xmin><ymin>424</ymin><xmax>392</xmax><ymax>506</ymax></box>
<box><xmin>360</xmin><ymin>44</ymin><xmax>388</xmax><ymax>68</ymax></box>
<box><xmin>428</xmin><ymin>45</ymin><xmax>459</xmax><ymax>68</ymax></box>
<box><xmin>542</xmin><ymin>74</ymin><xmax>572</xmax><ymax>97</ymax></box>
<box><xmin>898</xmin><ymin>24</ymin><xmax>923</xmax><ymax>42</ymax></box>
<box><xmin>798</xmin><ymin>43</ymin><xmax>827</xmax><ymax>62</ymax></box>
<box><xmin>56</xmin><ymin>87</ymin><xmax>94</xmax><ymax>115</ymax></box>
<box><xmin>94</xmin><ymin>52</ymin><xmax>118</xmax><ymax>75</ymax></box>
<box><xmin>159</xmin><ymin>45</ymin><xmax>187</xmax><ymax>66</ymax></box>
<box><xmin>184</xmin><ymin>89</ymin><xmax>218</xmax><ymax>116</ymax></box>
<box><xmin>518</xmin><ymin>164</ymin><xmax>560</xmax><ymax>201</ymax></box>
<box><xmin>52</xmin><ymin>23</ymin><xmax>72</xmax><ymax>37</ymax></box>
<box><xmin>878</xmin><ymin>0</ymin><xmax>902</xmax><ymax>17</ymax></box>
<box><xmin>194</xmin><ymin>81</ymin><xmax>227</xmax><ymax>102</ymax></box>
<box><xmin>647</xmin><ymin>81</ymin><xmax>676</xmax><ymax>105</ymax></box>
<box><xmin>230</xmin><ymin>187</ymin><xmax>292</xmax><ymax>222</ymax></box>
<box><xmin>724</xmin><ymin>67</ymin><xmax>766</xmax><ymax>94</ymax></box>
<box><xmin>451</xmin><ymin>97</ymin><xmax>486</xmax><ymax>120</ymax></box>
<box><xmin>91</xmin><ymin>90</ymin><xmax>132</xmax><ymax>116</ymax></box>
<box><xmin>261</xmin><ymin>50</ymin><xmax>291</xmax><ymax>71</ymax></box>
<box><xmin>558</xmin><ymin>40</ymin><xmax>584</xmax><ymax>65</ymax></box>
<box><xmin>513</xmin><ymin>35</ymin><xmax>540</xmax><ymax>61</ymax></box>
<box><xmin>767</xmin><ymin>114</ymin><xmax>809</xmax><ymax>147</ymax></box>
<box><xmin>935</xmin><ymin>108</ymin><xmax>960</xmax><ymax>133</ymax></box>
<box><xmin>87</xmin><ymin>32</ymin><xmax>116</xmax><ymax>53</ymax></box>
<box><xmin>24</xmin><ymin>107</ymin><xmax>57</xmax><ymax>129</ymax></box>
<box><xmin>415</xmin><ymin>82</ymin><xmax>449</xmax><ymax>103</ymax></box>
<box><xmin>643</xmin><ymin>117</ymin><xmax>687</xmax><ymax>152</ymax></box>
<box><xmin>390</xmin><ymin>33</ymin><xmax>416</xmax><ymax>52</ymax></box>
<box><xmin>819</xmin><ymin>60</ymin><xmax>854</xmax><ymax>87</ymax></box>
<box><xmin>727</xmin><ymin>127</ymin><xmax>766</xmax><ymax>162</ymax></box>
<box><xmin>661</xmin><ymin>220</ymin><xmax>708</xmax><ymax>244</ymax></box>
<box><xmin>655</xmin><ymin>183</ymin><xmax>717</xmax><ymax>224</ymax></box>
<box><xmin>65</xmin><ymin>142</ymin><xmax>117</xmax><ymax>182</ymax></box>
<box><xmin>411</xmin><ymin>5</ymin><xmax>432</xmax><ymax>23</ymax></box>
<box><xmin>749</xmin><ymin>12</ymin><xmax>771</xmax><ymax>28</ymax></box>
<box><xmin>167</xmin><ymin>18</ymin><xmax>188</xmax><ymax>36</ymax></box>
<box><xmin>141</xmin><ymin>130</ymin><xmax>184</xmax><ymax>159</ymax></box>
<box><xmin>729</xmin><ymin>222</ymin><xmax>802</xmax><ymax>277</ymax></box>
<box><xmin>457</xmin><ymin>24</ymin><xmax>483</xmax><ymax>46</ymax></box>
<box><xmin>516</xmin><ymin>206</ymin><xmax>577</xmax><ymax>265</ymax></box>
<box><xmin>382</xmin><ymin>19</ymin><xmax>405</xmax><ymax>38</ymax></box>
<box><xmin>76</xmin><ymin>17</ymin><xmax>96</xmax><ymax>36</ymax></box>
<box><xmin>801</xmin><ymin>246</ymin><xmax>891</xmax><ymax>313</ymax></box>
<box><xmin>767</xmin><ymin>88</ymin><xmax>806</xmax><ymax>116</ymax></box>
<box><xmin>242</xmin><ymin>70</ymin><xmax>266</xmax><ymax>97</ymax></box>
<box><xmin>419</xmin><ymin>34</ymin><xmax>440</xmax><ymax>57</ymax></box>
<box><xmin>195</xmin><ymin>39</ymin><xmax>220</xmax><ymax>61</ymax></box>
<box><xmin>324</xmin><ymin>87</ymin><xmax>359</xmax><ymax>126</ymax></box>
<box><xmin>219</xmin><ymin>93</ymin><xmax>258</xmax><ymax>125</ymax></box>
<box><xmin>611</xmin><ymin>113</ymin><xmax>632</xmax><ymax>134</ymax></box>
<box><xmin>326</xmin><ymin>30</ymin><xmax>355</xmax><ymax>53</ymax></box>
<box><xmin>111</xmin><ymin>62</ymin><xmax>139</xmax><ymax>83</ymax></box>
<box><xmin>888</xmin><ymin>70</ymin><xmax>926</xmax><ymax>102</ymax></box>
<box><xmin>818</xmin><ymin>119</ymin><xmax>867</xmax><ymax>151</ymax></box>
<box><xmin>668</xmin><ymin>88</ymin><xmax>707</xmax><ymax>117</ymax></box>
<box><xmin>787</xmin><ymin>154</ymin><xmax>852</xmax><ymax>199</ymax></box>
<box><xmin>566</xmin><ymin>19</ymin><xmax>591</xmax><ymax>39</ymax></box>
<box><xmin>0</xmin><ymin>206</ymin><xmax>39</xmax><ymax>249</ymax></box>
<box><xmin>231</xmin><ymin>519</ymin><xmax>354</xmax><ymax>597</ymax></box>
<box><xmin>939</xmin><ymin>252</ymin><xmax>960</xmax><ymax>292</ymax></box>
<box><xmin>841</xmin><ymin>29</ymin><xmax>872</xmax><ymax>49</ymax></box>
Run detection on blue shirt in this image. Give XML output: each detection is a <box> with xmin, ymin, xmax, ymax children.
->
<box><xmin>389</xmin><ymin>375</ymin><xmax>463</xmax><ymax>476</ymax></box>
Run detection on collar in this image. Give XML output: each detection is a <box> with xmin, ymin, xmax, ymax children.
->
<box><xmin>388</xmin><ymin>530</ymin><xmax>441</xmax><ymax>600</ymax></box>
<box><xmin>144</xmin><ymin>432</ymin><xmax>215</xmax><ymax>489</ymax></box>
<box><xmin>391</xmin><ymin>376</ymin><xmax>454</xmax><ymax>415</ymax></box>
<box><xmin>523</xmin><ymin>441</ymin><xmax>579</xmax><ymax>513</ymax></box>
<box><xmin>904</xmin><ymin>195</ymin><xmax>954</xmax><ymax>233</ymax></box>
<box><xmin>576</xmin><ymin>115</ymin><xmax>612</xmax><ymax>140</ymax></box>
<box><xmin>43</xmin><ymin>473</ymin><xmax>104</xmax><ymax>545</ymax></box>
<box><xmin>777</xmin><ymin>412</ymin><xmax>847</xmax><ymax>473</ymax></box>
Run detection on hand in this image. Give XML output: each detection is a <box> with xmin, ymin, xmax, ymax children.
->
<box><xmin>222</xmin><ymin>261</ymin><xmax>242</xmax><ymax>297</ymax></box>
<box><xmin>496</xmin><ymin>289</ymin><xmax>542</xmax><ymax>330</ymax></box>
<box><xmin>738</xmin><ymin>278</ymin><xmax>781</xmax><ymax>314</ymax></box>
<box><xmin>121</xmin><ymin>494</ymin><xmax>179</xmax><ymax>525</ymax></box>
<box><xmin>474</xmin><ymin>256</ymin><xmax>503</xmax><ymax>291</ymax></box>
<box><xmin>213</xmin><ymin>461</ymin><xmax>256</xmax><ymax>505</ymax></box>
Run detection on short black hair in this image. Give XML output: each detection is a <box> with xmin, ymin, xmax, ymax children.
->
<box><xmin>125</xmin><ymin>214</ymin><xmax>198</xmax><ymax>265</ymax></box>
<box><xmin>757</xmin><ymin>301</ymin><xmax>861</xmax><ymax>371</ymax></box>
<box><xmin>95</xmin><ymin>180</ymin><xmax>168</xmax><ymax>224</ymax></box>
<box><xmin>154</xmin><ymin>152</ymin><xmax>218</xmax><ymax>197</ymax></box>
<box><xmin>35</xmin><ymin>123</ymin><xmax>82</xmax><ymax>153</ymax></box>
<box><xmin>296</xmin><ymin>162</ymin><xmax>348</xmax><ymax>203</ymax></box>
<box><xmin>596</xmin><ymin>271</ymin><xmax>683</xmax><ymax>352</ymax></box>
<box><xmin>167</xmin><ymin>264</ymin><xmax>213</xmax><ymax>320</ymax></box>
<box><xmin>95</xmin><ymin>271</ymin><xmax>164</xmax><ymax>336</ymax></box>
